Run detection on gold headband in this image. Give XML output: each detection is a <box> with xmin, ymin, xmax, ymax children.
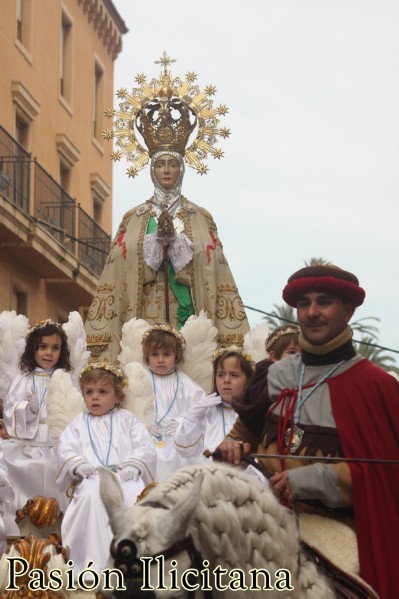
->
<box><xmin>78</xmin><ymin>362</ymin><xmax>128</xmax><ymax>387</ymax></box>
<box><xmin>265</xmin><ymin>326</ymin><xmax>300</xmax><ymax>352</ymax></box>
<box><xmin>213</xmin><ymin>345</ymin><xmax>254</xmax><ymax>366</ymax></box>
<box><xmin>141</xmin><ymin>324</ymin><xmax>186</xmax><ymax>351</ymax></box>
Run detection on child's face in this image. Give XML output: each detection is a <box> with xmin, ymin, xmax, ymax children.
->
<box><xmin>83</xmin><ymin>379</ymin><xmax>119</xmax><ymax>416</ymax></box>
<box><xmin>279</xmin><ymin>340</ymin><xmax>301</xmax><ymax>360</ymax></box>
<box><xmin>148</xmin><ymin>348</ymin><xmax>176</xmax><ymax>375</ymax></box>
<box><xmin>215</xmin><ymin>356</ymin><xmax>248</xmax><ymax>405</ymax></box>
<box><xmin>34</xmin><ymin>334</ymin><xmax>62</xmax><ymax>370</ymax></box>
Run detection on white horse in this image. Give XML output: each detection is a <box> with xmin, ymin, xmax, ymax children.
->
<box><xmin>99</xmin><ymin>462</ymin><xmax>336</xmax><ymax>599</ymax></box>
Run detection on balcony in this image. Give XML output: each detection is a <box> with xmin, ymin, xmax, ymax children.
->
<box><xmin>0</xmin><ymin>125</ymin><xmax>111</xmax><ymax>303</ymax></box>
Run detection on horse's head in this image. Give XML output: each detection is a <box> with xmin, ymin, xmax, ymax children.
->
<box><xmin>99</xmin><ymin>463</ymin><xmax>338</xmax><ymax>599</ymax></box>
<box><xmin>99</xmin><ymin>467</ymin><xmax>204</xmax><ymax>598</ymax></box>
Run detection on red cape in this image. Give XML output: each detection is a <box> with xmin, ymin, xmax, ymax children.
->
<box><xmin>328</xmin><ymin>359</ymin><xmax>399</xmax><ymax>598</ymax></box>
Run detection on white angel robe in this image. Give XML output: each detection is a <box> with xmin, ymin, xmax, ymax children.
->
<box><xmin>56</xmin><ymin>408</ymin><xmax>156</xmax><ymax>576</ymax></box>
<box><xmin>148</xmin><ymin>369</ymin><xmax>206</xmax><ymax>481</ymax></box>
<box><xmin>2</xmin><ymin>367</ymin><xmax>68</xmax><ymax>535</ymax></box>
<box><xmin>0</xmin><ymin>441</ymin><xmax>14</xmax><ymax>553</ymax></box>
<box><xmin>174</xmin><ymin>397</ymin><xmax>238</xmax><ymax>463</ymax></box>
<box><xmin>174</xmin><ymin>399</ymin><xmax>269</xmax><ymax>488</ymax></box>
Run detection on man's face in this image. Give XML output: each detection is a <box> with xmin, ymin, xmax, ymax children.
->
<box><xmin>296</xmin><ymin>291</ymin><xmax>355</xmax><ymax>346</ymax></box>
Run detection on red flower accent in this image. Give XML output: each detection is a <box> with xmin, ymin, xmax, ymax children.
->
<box><xmin>117</xmin><ymin>227</ymin><xmax>127</xmax><ymax>261</ymax></box>
<box><xmin>206</xmin><ymin>230</ymin><xmax>218</xmax><ymax>263</ymax></box>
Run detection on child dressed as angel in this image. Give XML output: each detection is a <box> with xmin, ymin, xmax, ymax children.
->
<box><xmin>141</xmin><ymin>324</ymin><xmax>219</xmax><ymax>482</ymax></box>
<box><xmin>1</xmin><ymin>318</ymin><xmax>73</xmax><ymax>533</ymax></box>
<box><xmin>56</xmin><ymin>362</ymin><xmax>156</xmax><ymax>577</ymax></box>
<box><xmin>173</xmin><ymin>346</ymin><xmax>254</xmax><ymax>462</ymax></box>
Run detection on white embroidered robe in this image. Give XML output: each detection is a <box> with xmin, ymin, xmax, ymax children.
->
<box><xmin>56</xmin><ymin>408</ymin><xmax>156</xmax><ymax>575</ymax></box>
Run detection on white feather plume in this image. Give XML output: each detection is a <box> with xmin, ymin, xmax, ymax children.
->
<box><xmin>244</xmin><ymin>322</ymin><xmax>270</xmax><ymax>364</ymax></box>
<box><xmin>46</xmin><ymin>369</ymin><xmax>86</xmax><ymax>442</ymax></box>
<box><xmin>0</xmin><ymin>310</ymin><xmax>29</xmax><ymax>402</ymax></box>
<box><xmin>123</xmin><ymin>361</ymin><xmax>154</xmax><ymax>429</ymax></box>
<box><xmin>62</xmin><ymin>311</ymin><xmax>90</xmax><ymax>385</ymax></box>
<box><xmin>180</xmin><ymin>310</ymin><xmax>218</xmax><ymax>393</ymax></box>
<box><xmin>118</xmin><ymin>318</ymin><xmax>150</xmax><ymax>368</ymax></box>
<box><xmin>116</xmin><ymin>319</ymin><xmax>154</xmax><ymax>428</ymax></box>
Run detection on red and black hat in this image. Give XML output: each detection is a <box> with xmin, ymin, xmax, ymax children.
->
<box><xmin>282</xmin><ymin>264</ymin><xmax>365</xmax><ymax>307</ymax></box>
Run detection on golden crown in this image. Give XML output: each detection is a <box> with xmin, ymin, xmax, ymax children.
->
<box><xmin>103</xmin><ymin>52</ymin><xmax>230</xmax><ymax>177</ymax></box>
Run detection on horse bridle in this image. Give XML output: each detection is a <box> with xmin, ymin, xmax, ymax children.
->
<box><xmin>109</xmin><ymin>500</ymin><xmax>213</xmax><ymax>599</ymax></box>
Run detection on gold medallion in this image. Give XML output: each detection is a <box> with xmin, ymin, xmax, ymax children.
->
<box><xmin>285</xmin><ymin>425</ymin><xmax>304</xmax><ymax>454</ymax></box>
<box><xmin>156</xmin><ymin>440</ymin><xmax>166</xmax><ymax>448</ymax></box>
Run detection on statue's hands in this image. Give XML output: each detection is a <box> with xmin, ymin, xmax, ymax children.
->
<box><xmin>157</xmin><ymin>210</ymin><xmax>176</xmax><ymax>242</ymax></box>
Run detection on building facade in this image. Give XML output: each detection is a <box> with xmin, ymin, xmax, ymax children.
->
<box><xmin>0</xmin><ymin>0</ymin><xmax>127</xmax><ymax>323</ymax></box>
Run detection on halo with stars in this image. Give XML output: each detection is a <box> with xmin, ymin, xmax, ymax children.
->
<box><xmin>103</xmin><ymin>52</ymin><xmax>231</xmax><ymax>178</ymax></box>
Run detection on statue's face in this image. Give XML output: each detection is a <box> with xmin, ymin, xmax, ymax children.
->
<box><xmin>154</xmin><ymin>154</ymin><xmax>181</xmax><ymax>189</ymax></box>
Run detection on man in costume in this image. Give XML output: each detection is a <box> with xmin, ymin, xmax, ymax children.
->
<box><xmin>85</xmin><ymin>53</ymin><xmax>249</xmax><ymax>362</ymax></box>
<box><xmin>217</xmin><ymin>264</ymin><xmax>399</xmax><ymax>599</ymax></box>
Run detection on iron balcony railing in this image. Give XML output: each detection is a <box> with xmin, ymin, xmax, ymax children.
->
<box><xmin>0</xmin><ymin>125</ymin><xmax>111</xmax><ymax>275</ymax></box>
<box><xmin>0</xmin><ymin>127</ymin><xmax>30</xmax><ymax>213</ymax></box>
<box><xmin>34</xmin><ymin>160</ymin><xmax>76</xmax><ymax>254</ymax></box>
<box><xmin>78</xmin><ymin>205</ymin><xmax>111</xmax><ymax>276</ymax></box>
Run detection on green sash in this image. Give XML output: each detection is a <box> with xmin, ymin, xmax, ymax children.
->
<box><xmin>147</xmin><ymin>216</ymin><xmax>194</xmax><ymax>328</ymax></box>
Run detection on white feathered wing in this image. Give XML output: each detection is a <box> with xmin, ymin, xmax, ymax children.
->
<box><xmin>117</xmin><ymin>319</ymin><xmax>154</xmax><ymax>428</ymax></box>
<box><xmin>118</xmin><ymin>317</ymin><xmax>150</xmax><ymax>367</ymax></box>
<box><xmin>46</xmin><ymin>311</ymin><xmax>89</xmax><ymax>442</ymax></box>
<box><xmin>180</xmin><ymin>310</ymin><xmax>218</xmax><ymax>393</ymax></box>
<box><xmin>62</xmin><ymin>311</ymin><xmax>90</xmax><ymax>385</ymax></box>
<box><xmin>122</xmin><ymin>362</ymin><xmax>154</xmax><ymax>429</ymax></box>
<box><xmin>45</xmin><ymin>369</ymin><xmax>86</xmax><ymax>442</ymax></box>
<box><xmin>0</xmin><ymin>310</ymin><xmax>29</xmax><ymax>402</ymax></box>
<box><xmin>244</xmin><ymin>322</ymin><xmax>270</xmax><ymax>364</ymax></box>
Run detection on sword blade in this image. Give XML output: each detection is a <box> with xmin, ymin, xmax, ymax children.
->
<box><xmin>249</xmin><ymin>453</ymin><xmax>399</xmax><ymax>464</ymax></box>
<box><xmin>205</xmin><ymin>449</ymin><xmax>399</xmax><ymax>464</ymax></box>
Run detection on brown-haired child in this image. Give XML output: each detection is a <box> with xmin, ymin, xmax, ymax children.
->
<box><xmin>142</xmin><ymin>324</ymin><xmax>209</xmax><ymax>482</ymax></box>
<box><xmin>174</xmin><ymin>346</ymin><xmax>255</xmax><ymax>461</ymax></box>
<box><xmin>2</xmin><ymin>319</ymin><xmax>73</xmax><ymax>534</ymax></box>
<box><xmin>265</xmin><ymin>325</ymin><xmax>300</xmax><ymax>362</ymax></box>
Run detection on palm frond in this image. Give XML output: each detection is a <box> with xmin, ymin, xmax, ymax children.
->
<box><xmin>262</xmin><ymin>303</ymin><xmax>297</xmax><ymax>331</ymax></box>
<box><xmin>351</xmin><ymin>317</ymin><xmax>380</xmax><ymax>342</ymax></box>
<box><xmin>303</xmin><ymin>257</ymin><xmax>331</xmax><ymax>266</ymax></box>
<box><xmin>354</xmin><ymin>335</ymin><xmax>396</xmax><ymax>369</ymax></box>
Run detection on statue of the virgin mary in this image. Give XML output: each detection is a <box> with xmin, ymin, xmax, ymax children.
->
<box><xmin>85</xmin><ymin>53</ymin><xmax>249</xmax><ymax>362</ymax></box>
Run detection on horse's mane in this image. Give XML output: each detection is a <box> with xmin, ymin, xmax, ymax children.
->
<box><xmin>138</xmin><ymin>462</ymin><xmax>336</xmax><ymax>599</ymax></box>
<box><xmin>141</xmin><ymin>462</ymin><xmax>298</xmax><ymax>571</ymax></box>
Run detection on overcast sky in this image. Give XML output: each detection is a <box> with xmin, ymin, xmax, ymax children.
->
<box><xmin>110</xmin><ymin>0</ymin><xmax>399</xmax><ymax>364</ymax></box>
